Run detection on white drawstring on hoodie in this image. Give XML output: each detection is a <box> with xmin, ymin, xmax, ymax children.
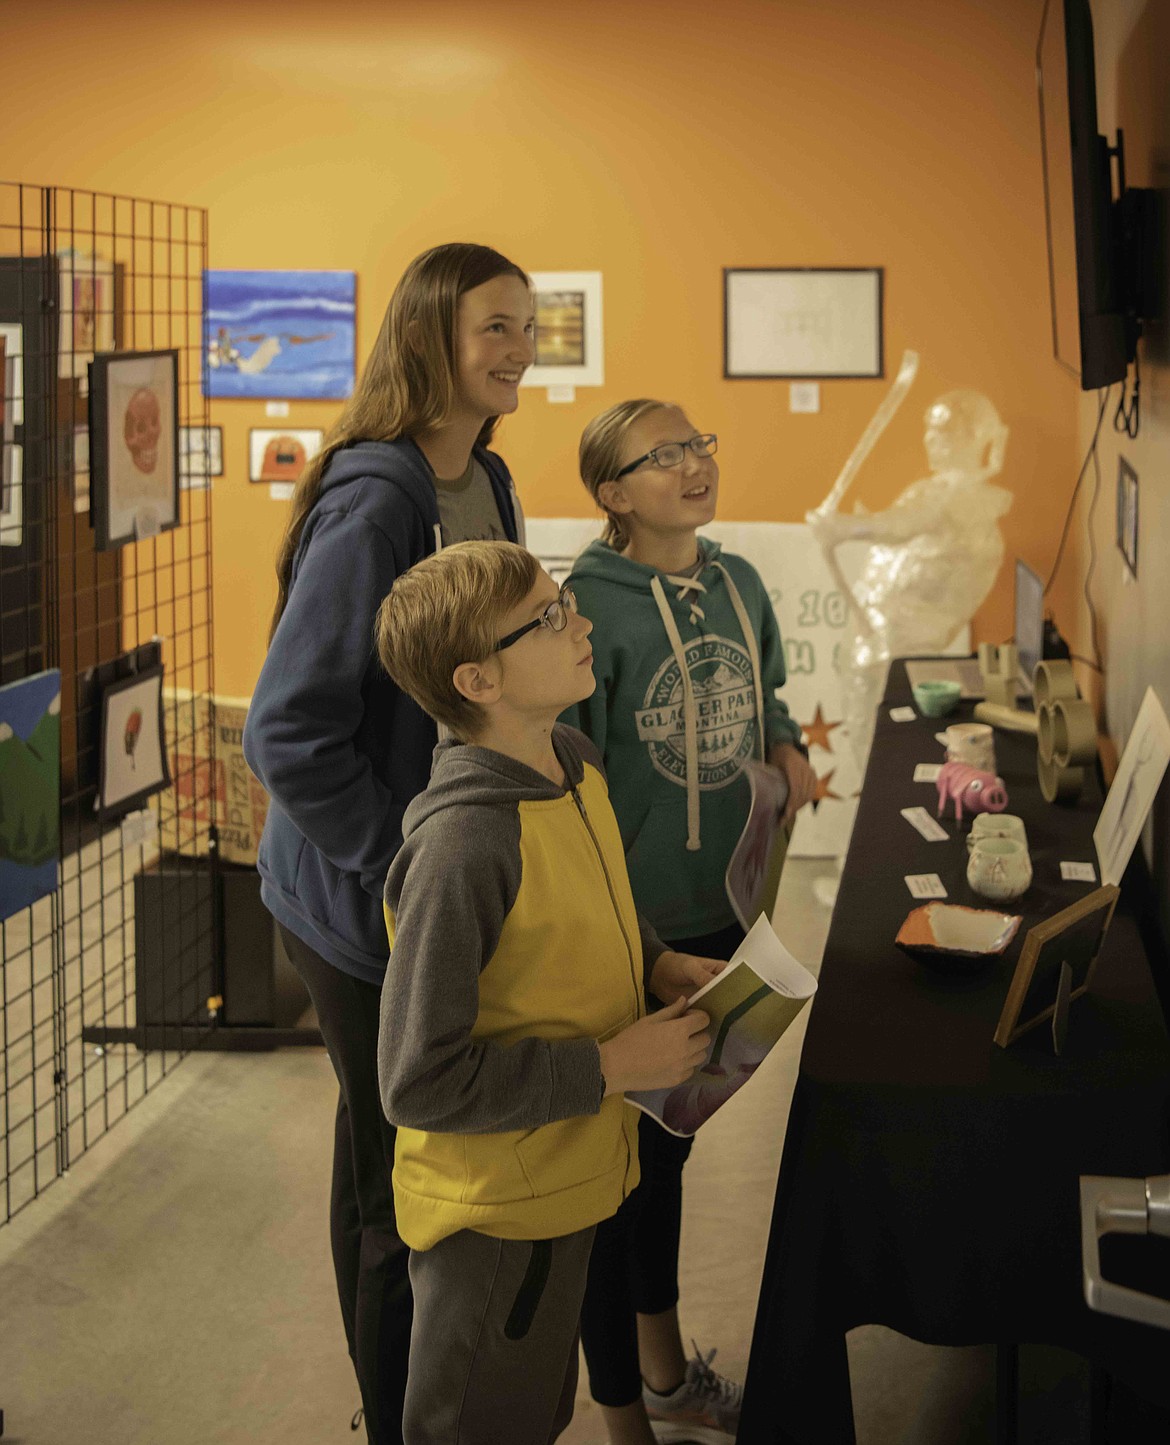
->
<box><xmin>648</xmin><ymin>560</ymin><xmax>766</xmax><ymax>853</ymax></box>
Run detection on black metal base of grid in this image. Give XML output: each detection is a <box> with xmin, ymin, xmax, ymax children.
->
<box><xmin>81</xmin><ymin>1023</ymin><xmax>322</xmax><ymax>1051</ymax></box>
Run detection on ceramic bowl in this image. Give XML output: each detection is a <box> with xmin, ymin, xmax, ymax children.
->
<box><xmin>895</xmin><ymin>902</ymin><xmax>1022</xmax><ymax>975</ymax></box>
<box><xmin>912</xmin><ymin>679</ymin><xmax>962</xmax><ymax>718</ymax></box>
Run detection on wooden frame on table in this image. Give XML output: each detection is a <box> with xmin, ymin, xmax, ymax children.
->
<box><xmin>993</xmin><ymin>885</ymin><xmax>1120</xmax><ymax>1051</ymax></box>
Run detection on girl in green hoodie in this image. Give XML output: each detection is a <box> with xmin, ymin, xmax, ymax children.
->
<box><xmin>562</xmin><ymin>398</ymin><xmax>817</xmax><ymax>1445</ymax></box>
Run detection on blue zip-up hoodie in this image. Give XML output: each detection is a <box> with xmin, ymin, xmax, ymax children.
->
<box><xmin>242</xmin><ymin>436</ymin><xmax>523</xmax><ymax>983</ymax></box>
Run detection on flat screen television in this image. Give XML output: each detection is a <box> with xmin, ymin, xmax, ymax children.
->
<box><xmin>1038</xmin><ymin>0</ymin><xmax>1146</xmax><ymax>390</ymax></box>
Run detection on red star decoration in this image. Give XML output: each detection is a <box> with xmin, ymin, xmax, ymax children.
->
<box><xmin>801</xmin><ymin>705</ymin><xmax>843</xmax><ymax>754</ymax></box>
<box><xmin>811</xmin><ymin>768</ymin><xmax>842</xmax><ymax>811</ymax></box>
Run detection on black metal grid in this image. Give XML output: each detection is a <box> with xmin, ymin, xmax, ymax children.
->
<box><xmin>0</xmin><ymin>182</ymin><xmax>217</xmax><ymax>1225</ymax></box>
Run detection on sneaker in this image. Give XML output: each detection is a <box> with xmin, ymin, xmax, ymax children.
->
<box><xmin>642</xmin><ymin>1342</ymin><xmax>742</xmax><ymax>1444</ymax></box>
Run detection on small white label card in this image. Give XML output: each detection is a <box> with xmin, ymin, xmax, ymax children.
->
<box><xmin>269</xmin><ymin>481</ymin><xmax>296</xmax><ymax>501</ymax></box>
<box><xmin>1061</xmin><ymin>861</ymin><xmax>1098</xmax><ymax>882</ymax></box>
<box><xmin>914</xmin><ymin>763</ymin><xmax>942</xmax><ymax>783</ymax></box>
<box><xmin>890</xmin><ymin>706</ymin><xmax>917</xmax><ymax>722</ymax></box>
<box><xmin>265</xmin><ymin>400</ymin><xmax>290</xmax><ymax>417</ymax></box>
<box><xmin>546</xmin><ymin>384</ymin><xmax>576</xmax><ymax>403</ymax></box>
<box><xmin>901</xmin><ymin>806</ymin><xmax>949</xmax><ymax>842</ymax></box>
<box><xmin>905</xmin><ymin>873</ymin><xmax>947</xmax><ymax>899</ymax></box>
<box><xmin>121</xmin><ymin>807</ymin><xmax>159</xmax><ymax>852</ymax></box>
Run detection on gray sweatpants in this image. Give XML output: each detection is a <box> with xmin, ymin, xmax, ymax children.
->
<box><xmin>403</xmin><ymin>1224</ymin><xmax>596</xmax><ymax>1445</ymax></box>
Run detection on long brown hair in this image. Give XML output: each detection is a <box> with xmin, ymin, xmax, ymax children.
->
<box><xmin>269</xmin><ymin>242</ymin><xmax>529</xmax><ymax>638</ymax></box>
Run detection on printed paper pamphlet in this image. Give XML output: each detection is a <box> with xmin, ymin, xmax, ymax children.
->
<box><xmin>725</xmin><ymin>761</ymin><xmax>791</xmax><ymax>931</ymax></box>
<box><xmin>628</xmin><ymin>914</ymin><xmax>817</xmax><ymax>1138</ymax></box>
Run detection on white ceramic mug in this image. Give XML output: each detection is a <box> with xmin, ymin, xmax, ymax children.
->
<box><xmin>967</xmin><ymin>813</ymin><xmax>1028</xmax><ymax>853</ymax></box>
<box><xmin>935</xmin><ymin>722</ymin><xmax>997</xmax><ymax>774</ymax></box>
<box><xmin>967</xmin><ymin>837</ymin><xmax>1032</xmax><ymax>902</ymax></box>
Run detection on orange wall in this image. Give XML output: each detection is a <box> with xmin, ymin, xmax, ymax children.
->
<box><xmin>2</xmin><ymin>0</ymin><xmax>1079</xmax><ymax>697</ymax></box>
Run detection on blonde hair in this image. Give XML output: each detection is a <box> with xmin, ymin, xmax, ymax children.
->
<box><xmin>578</xmin><ymin>398</ymin><xmax>672</xmax><ymax>550</ymax></box>
<box><xmin>270</xmin><ymin>243</ymin><xmax>530</xmax><ymax>639</ymax></box>
<box><xmin>376</xmin><ymin>541</ymin><xmax>540</xmax><ymax>737</ymax></box>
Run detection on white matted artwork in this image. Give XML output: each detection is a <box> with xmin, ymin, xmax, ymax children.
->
<box><xmin>57</xmin><ymin>251</ymin><xmax>116</xmax><ymax>382</ymax></box>
<box><xmin>0</xmin><ymin>322</ymin><xmax>24</xmax><ymax>425</ymax></box>
<box><xmin>1</xmin><ymin>442</ymin><xmax>22</xmax><ymax>547</ymax></box>
<box><xmin>525</xmin><ymin>518</ymin><xmax>872</xmax><ymax>858</ymax></box>
<box><xmin>1093</xmin><ymin>686</ymin><xmax>1170</xmax><ymax>886</ymax></box>
<box><xmin>98</xmin><ymin>664</ymin><xmax>170</xmax><ymax>816</ymax></box>
<box><xmin>724</xmin><ymin>268</ymin><xmax>883</xmax><ymax>379</ymax></box>
<box><xmin>249</xmin><ymin>428</ymin><xmax>324</xmax><ymax>483</ymax></box>
<box><xmin>70</xmin><ymin>425</ymin><xmax>90</xmax><ymax>516</ymax></box>
<box><xmin>180</xmin><ymin>424</ymin><xmax>223</xmax><ymax>487</ymax></box>
<box><xmin>522</xmin><ymin>272</ymin><xmax>604</xmax><ymax>389</ymax></box>
<box><xmin>91</xmin><ymin>349</ymin><xmax>180</xmax><ymax>548</ymax></box>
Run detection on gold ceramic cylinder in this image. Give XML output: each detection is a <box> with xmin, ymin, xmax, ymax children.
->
<box><xmin>1051</xmin><ymin>697</ymin><xmax>1097</xmax><ymax>767</ymax></box>
<box><xmin>1037</xmin><ymin>701</ymin><xmax>1055</xmax><ymax>763</ymax></box>
<box><xmin>1038</xmin><ymin>754</ymin><xmax>1084</xmax><ymax>802</ymax></box>
<box><xmin>1033</xmin><ymin>659</ymin><xmax>1078</xmax><ymax>706</ymax></box>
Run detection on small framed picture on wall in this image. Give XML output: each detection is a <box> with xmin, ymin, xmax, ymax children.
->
<box><xmin>97</xmin><ymin>663</ymin><xmax>171</xmax><ymax>818</ymax></box>
<box><xmin>90</xmin><ymin>349</ymin><xmax>180</xmax><ymax>549</ymax></box>
<box><xmin>248</xmin><ymin>428</ymin><xmax>324</xmax><ymax>484</ymax></box>
<box><xmin>179</xmin><ymin>424</ymin><xmax>223</xmax><ymax>487</ymax></box>
<box><xmin>724</xmin><ymin>267</ymin><xmax>884</xmax><ymax>379</ymax></box>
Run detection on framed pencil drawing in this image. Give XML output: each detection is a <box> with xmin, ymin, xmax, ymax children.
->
<box><xmin>98</xmin><ymin>663</ymin><xmax>170</xmax><ymax>817</ymax></box>
<box><xmin>90</xmin><ymin>349</ymin><xmax>180</xmax><ymax>549</ymax></box>
<box><xmin>724</xmin><ymin>267</ymin><xmax>884</xmax><ymax>380</ymax></box>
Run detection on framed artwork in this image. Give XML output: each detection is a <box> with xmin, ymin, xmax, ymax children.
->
<box><xmin>204</xmin><ymin>269</ymin><xmax>356</xmax><ymax>400</ymax></box>
<box><xmin>994</xmin><ymin>885</ymin><xmax>1119</xmax><ymax>1050</ymax></box>
<box><xmin>522</xmin><ymin>271</ymin><xmax>604</xmax><ymax>388</ymax></box>
<box><xmin>724</xmin><ymin>267</ymin><xmax>884</xmax><ymax>379</ymax></box>
<box><xmin>1093</xmin><ymin>686</ymin><xmax>1170</xmax><ymax>886</ymax></box>
<box><xmin>1</xmin><ymin>442</ymin><xmax>22</xmax><ymax>547</ymax></box>
<box><xmin>57</xmin><ymin>251</ymin><xmax>116</xmax><ymax>381</ymax></box>
<box><xmin>98</xmin><ymin>663</ymin><xmax>170</xmax><ymax>817</ymax></box>
<box><xmin>179</xmin><ymin>424</ymin><xmax>223</xmax><ymax>486</ymax></box>
<box><xmin>70</xmin><ymin>424</ymin><xmax>90</xmax><ymax>516</ymax></box>
<box><xmin>248</xmin><ymin>428</ymin><xmax>323</xmax><ymax>483</ymax></box>
<box><xmin>0</xmin><ymin>321</ymin><xmax>23</xmax><ymax>425</ymax></box>
<box><xmin>0</xmin><ymin>669</ymin><xmax>61</xmax><ymax>921</ymax></box>
<box><xmin>90</xmin><ymin>349</ymin><xmax>180</xmax><ymax>549</ymax></box>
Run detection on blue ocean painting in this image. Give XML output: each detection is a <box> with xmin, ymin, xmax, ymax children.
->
<box><xmin>204</xmin><ymin>270</ymin><xmax>356</xmax><ymax>400</ymax></box>
<box><xmin>0</xmin><ymin>669</ymin><xmax>61</xmax><ymax>922</ymax></box>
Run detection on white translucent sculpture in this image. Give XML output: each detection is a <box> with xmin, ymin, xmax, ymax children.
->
<box><xmin>808</xmin><ymin>350</ymin><xmax>1012</xmax><ymax>769</ymax></box>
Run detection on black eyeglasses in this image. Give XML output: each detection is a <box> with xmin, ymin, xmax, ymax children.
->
<box><xmin>495</xmin><ymin>585</ymin><xmax>579</xmax><ymax>652</ymax></box>
<box><xmin>614</xmin><ymin>433</ymin><xmax>718</xmax><ymax>479</ymax></box>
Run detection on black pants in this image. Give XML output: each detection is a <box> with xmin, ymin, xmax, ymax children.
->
<box><xmin>579</xmin><ymin>920</ymin><xmax>746</xmax><ymax>1408</ymax></box>
<box><xmin>279</xmin><ymin>926</ymin><xmax>412</xmax><ymax>1445</ymax></box>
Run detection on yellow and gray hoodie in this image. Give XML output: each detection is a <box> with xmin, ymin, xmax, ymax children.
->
<box><xmin>378</xmin><ymin>725</ymin><xmax>664</xmax><ymax>1252</ymax></box>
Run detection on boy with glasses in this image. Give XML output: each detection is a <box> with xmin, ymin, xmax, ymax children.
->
<box><xmin>374</xmin><ymin>540</ymin><xmax>723</xmax><ymax>1444</ymax></box>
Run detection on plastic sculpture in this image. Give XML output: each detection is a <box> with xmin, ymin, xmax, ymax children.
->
<box><xmin>807</xmin><ymin>350</ymin><xmax>1012</xmax><ymax>769</ymax></box>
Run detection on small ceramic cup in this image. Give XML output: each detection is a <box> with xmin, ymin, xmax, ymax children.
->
<box><xmin>935</xmin><ymin>722</ymin><xmax>997</xmax><ymax>774</ymax></box>
<box><xmin>967</xmin><ymin>813</ymin><xmax>1029</xmax><ymax>853</ymax></box>
<box><xmin>912</xmin><ymin>679</ymin><xmax>962</xmax><ymax>718</ymax></box>
<box><xmin>967</xmin><ymin>837</ymin><xmax>1033</xmax><ymax>902</ymax></box>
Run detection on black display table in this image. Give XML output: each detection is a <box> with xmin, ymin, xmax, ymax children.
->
<box><xmin>737</xmin><ymin>662</ymin><xmax>1170</xmax><ymax>1444</ymax></box>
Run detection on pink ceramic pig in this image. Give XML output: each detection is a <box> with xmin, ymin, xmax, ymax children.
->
<box><xmin>936</xmin><ymin>761</ymin><xmax>1009</xmax><ymax>821</ymax></box>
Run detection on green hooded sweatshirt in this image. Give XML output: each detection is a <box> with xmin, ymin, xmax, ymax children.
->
<box><xmin>560</xmin><ymin>537</ymin><xmax>802</xmax><ymax>940</ymax></box>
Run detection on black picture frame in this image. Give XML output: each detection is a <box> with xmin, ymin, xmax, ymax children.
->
<box><xmin>97</xmin><ymin>662</ymin><xmax>171</xmax><ymax>819</ymax></box>
<box><xmin>723</xmin><ymin>266</ymin><xmax>884</xmax><ymax>380</ymax></box>
<box><xmin>89</xmin><ymin>349</ymin><xmax>180</xmax><ymax>550</ymax></box>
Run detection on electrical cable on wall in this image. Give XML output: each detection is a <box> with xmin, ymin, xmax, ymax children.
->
<box><xmin>1113</xmin><ymin>349</ymin><xmax>1141</xmax><ymax>439</ymax></box>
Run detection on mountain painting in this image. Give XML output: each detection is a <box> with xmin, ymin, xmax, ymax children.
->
<box><xmin>204</xmin><ymin>270</ymin><xmax>356</xmax><ymax>400</ymax></box>
<box><xmin>0</xmin><ymin>669</ymin><xmax>61</xmax><ymax>921</ymax></box>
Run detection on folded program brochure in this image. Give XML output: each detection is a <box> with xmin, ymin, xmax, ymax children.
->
<box><xmin>628</xmin><ymin>914</ymin><xmax>817</xmax><ymax>1138</ymax></box>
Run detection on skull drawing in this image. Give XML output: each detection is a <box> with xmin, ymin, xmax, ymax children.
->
<box><xmin>123</xmin><ymin>388</ymin><xmax>161</xmax><ymax>475</ymax></box>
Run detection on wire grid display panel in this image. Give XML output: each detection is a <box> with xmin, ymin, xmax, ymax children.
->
<box><xmin>0</xmin><ymin>184</ymin><xmax>217</xmax><ymax>1224</ymax></box>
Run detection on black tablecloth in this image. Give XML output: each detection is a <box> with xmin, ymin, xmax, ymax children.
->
<box><xmin>737</xmin><ymin>663</ymin><xmax>1170</xmax><ymax>1445</ymax></box>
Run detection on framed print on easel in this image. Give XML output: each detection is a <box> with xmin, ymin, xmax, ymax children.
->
<box><xmin>90</xmin><ymin>349</ymin><xmax>180</xmax><ymax>549</ymax></box>
<box><xmin>724</xmin><ymin>267</ymin><xmax>884</xmax><ymax>379</ymax></box>
<box><xmin>993</xmin><ymin>885</ymin><xmax>1120</xmax><ymax>1051</ymax></box>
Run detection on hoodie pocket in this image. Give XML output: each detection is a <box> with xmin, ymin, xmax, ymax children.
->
<box><xmin>514</xmin><ymin>1098</ymin><xmax>628</xmax><ymax>1198</ymax></box>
